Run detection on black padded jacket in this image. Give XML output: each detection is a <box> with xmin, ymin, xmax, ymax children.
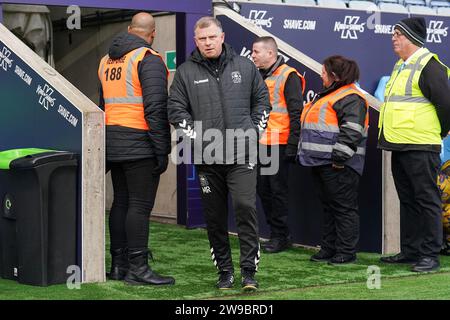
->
<box><xmin>99</xmin><ymin>32</ymin><xmax>170</xmax><ymax>162</ymax></box>
<box><xmin>167</xmin><ymin>43</ymin><xmax>271</xmax><ymax>163</ymax></box>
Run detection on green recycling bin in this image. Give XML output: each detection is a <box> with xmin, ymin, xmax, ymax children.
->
<box><xmin>0</xmin><ymin>148</ymin><xmax>78</xmax><ymax>286</ymax></box>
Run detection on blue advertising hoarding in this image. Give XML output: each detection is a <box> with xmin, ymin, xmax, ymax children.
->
<box><xmin>0</xmin><ymin>41</ymin><xmax>82</xmax><ymax>153</ymax></box>
<box><xmin>237</xmin><ymin>3</ymin><xmax>449</xmax><ymax>93</ymax></box>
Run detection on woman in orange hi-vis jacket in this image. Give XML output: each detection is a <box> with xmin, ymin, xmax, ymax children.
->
<box><xmin>297</xmin><ymin>56</ymin><xmax>369</xmax><ymax>265</ymax></box>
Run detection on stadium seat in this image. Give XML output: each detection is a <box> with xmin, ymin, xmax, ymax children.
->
<box><xmin>349</xmin><ymin>0</ymin><xmax>379</xmax><ymax>10</ymax></box>
<box><xmin>408</xmin><ymin>4</ymin><xmax>436</xmax><ymax>13</ymax></box>
<box><xmin>284</xmin><ymin>0</ymin><xmax>317</xmax><ymax>6</ymax></box>
<box><xmin>403</xmin><ymin>0</ymin><xmax>426</xmax><ymax>5</ymax></box>
<box><xmin>374</xmin><ymin>76</ymin><xmax>390</xmax><ymax>102</ymax></box>
<box><xmin>317</xmin><ymin>0</ymin><xmax>348</xmax><ymax>8</ymax></box>
<box><xmin>377</xmin><ymin>0</ymin><xmax>399</xmax><ymax>4</ymax></box>
<box><xmin>379</xmin><ymin>2</ymin><xmax>409</xmax><ymax>12</ymax></box>
<box><xmin>430</xmin><ymin>0</ymin><xmax>450</xmax><ymax>7</ymax></box>
<box><xmin>437</xmin><ymin>6</ymin><xmax>450</xmax><ymax>14</ymax></box>
<box><xmin>247</xmin><ymin>0</ymin><xmax>283</xmax><ymax>4</ymax></box>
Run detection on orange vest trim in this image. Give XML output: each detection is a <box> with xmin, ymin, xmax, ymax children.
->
<box><xmin>98</xmin><ymin>47</ymin><xmax>168</xmax><ymax>130</ymax></box>
<box><xmin>260</xmin><ymin>64</ymin><xmax>306</xmax><ymax>145</ymax></box>
<box><xmin>301</xmin><ymin>83</ymin><xmax>369</xmax><ymax>131</ymax></box>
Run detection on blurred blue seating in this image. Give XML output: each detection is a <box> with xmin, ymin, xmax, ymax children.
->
<box><xmin>379</xmin><ymin>2</ymin><xmax>409</xmax><ymax>12</ymax></box>
<box><xmin>349</xmin><ymin>0</ymin><xmax>379</xmax><ymax>9</ymax></box>
<box><xmin>317</xmin><ymin>0</ymin><xmax>348</xmax><ymax>8</ymax></box>
<box><xmin>408</xmin><ymin>4</ymin><xmax>436</xmax><ymax>13</ymax></box>
<box><xmin>284</xmin><ymin>0</ymin><xmax>317</xmax><ymax>6</ymax></box>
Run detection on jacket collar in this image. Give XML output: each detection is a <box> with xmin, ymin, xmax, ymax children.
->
<box><xmin>261</xmin><ymin>56</ymin><xmax>285</xmax><ymax>78</ymax></box>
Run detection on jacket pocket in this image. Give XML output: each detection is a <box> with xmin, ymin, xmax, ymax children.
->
<box><xmin>392</xmin><ymin>105</ymin><xmax>415</xmax><ymax>129</ymax></box>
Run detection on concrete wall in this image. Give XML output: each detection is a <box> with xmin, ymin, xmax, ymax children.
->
<box><xmin>51</xmin><ymin>9</ymin><xmax>177</xmax><ymax>221</ymax></box>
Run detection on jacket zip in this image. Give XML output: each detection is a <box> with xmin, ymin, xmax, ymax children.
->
<box><xmin>198</xmin><ymin>60</ymin><xmax>228</xmax><ymax>135</ymax></box>
<box><xmin>215</xmin><ymin>67</ymin><xmax>227</xmax><ymax>131</ymax></box>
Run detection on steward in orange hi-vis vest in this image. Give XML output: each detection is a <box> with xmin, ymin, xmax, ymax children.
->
<box><xmin>102</xmin><ymin>13</ymin><xmax>175</xmax><ymax>287</ymax></box>
<box><xmin>298</xmin><ymin>83</ymin><xmax>369</xmax><ymax>175</ymax></box>
<box><xmin>98</xmin><ymin>32</ymin><xmax>171</xmax><ymax>162</ymax></box>
<box><xmin>260</xmin><ymin>62</ymin><xmax>305</xmax><ymax>145</ymax></box>
<box><xmin>99</xmin><ymin>47</ymin><xmax>168</xmax><ymax>130</ymax></box>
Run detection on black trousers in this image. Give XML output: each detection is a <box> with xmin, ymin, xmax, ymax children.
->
<box><xmin>108</xmin><ymin>158</ymin><xmax>160</xmax><ymax>251</ymax></box>
<box><xmin>196</xmin><ymin>164</ymin><xmax>260</xmax><ymax>273</ymax></box>
<box><xmin>257</xmin><ymin>144</ymin><xmax>291</xmax><ymax>239</ymax></box>
<box><xmin>391</xmin><ymin>151</ymin><xmax>442</xmax><ymax>260</ymax></box>
<box><xmin>312</xmin><ymin>165</ymin><xmax>360</xmax><ymax>256</ymax></box>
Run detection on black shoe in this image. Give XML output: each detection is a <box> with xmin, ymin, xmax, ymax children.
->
<box><xmin>216</xmin><ymin>271</ymin><xmax>234</xmax><ymax>290</ymax></box>
<box><xmin>379</xmin><ymin>253</ymin><xmax>418</xmax><ymax>264</ymax></box>
<box><xmin>124</xmin><ymin>249</ymin><xmax>175</xmax><ymax>286</ymax></box>
<box><xmin>328</xmin><ymin>254</ymin><xmax>356</xmax><ymax>265</ymax></box>
<box><xmin>107</xmin><ymin>248</ymin><xmax>129</xmax><ymax>280</ymax></box>
<box><xmin>411</xmin><ymin>258</ymin><xmax>440</xmax><ymax>273</ymax></box>
<box><xmin>310</xmin><ymin>250</ymin><xmax>335</xmax><ymax>262</ymax></box>
<box><xmin>241</xmin><ymin>270</ymin><xmax>258</xmax><ymax>292</ymax></box>
<box><xmin>262</xmin><ymin>237</ymin><xmax>292</xmax><ymax>253</ymax></box>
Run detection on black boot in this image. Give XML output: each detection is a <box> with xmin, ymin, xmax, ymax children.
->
<box><xmin>107</xmin><ymin>248</ymin><xmax>129</xmax><ymax>280</ymax></box>
<box><xmin>124</xmin><ymin>249</ymin><xmax>175</xmax><ymax>286</ymax></box>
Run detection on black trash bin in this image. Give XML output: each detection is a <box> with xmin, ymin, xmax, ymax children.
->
<box><xmin>0</xmin><ymin>148</ymin><xmax>78</xmax><ymax>286</ymax></box>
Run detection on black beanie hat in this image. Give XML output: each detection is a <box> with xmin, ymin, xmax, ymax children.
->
<box><xmin>394</xmin><ymin>17</ymin><xmax>427</xmax><ymax>47</ymax></box>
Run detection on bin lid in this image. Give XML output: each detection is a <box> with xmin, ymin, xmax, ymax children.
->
<box><xmin>0</xmin><ymin>148</ymin><xmax>54</xmax><ymax>169</ymax></box>
<box><xmin>0</xmin><ymin>148</ymin><xmax>76</xmax><ymax>169</ymax></box>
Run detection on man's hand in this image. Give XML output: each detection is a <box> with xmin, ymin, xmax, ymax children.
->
<box><xmin>153</xmin><ymin>155</ymin><xmax>169</xmax><ymax>175</ymax></box>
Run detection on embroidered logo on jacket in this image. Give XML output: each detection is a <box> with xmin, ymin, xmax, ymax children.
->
<box><xmin>231</xmin><ymin>71</ymin><xmax>242</xmax><ymax>84</ymax></box>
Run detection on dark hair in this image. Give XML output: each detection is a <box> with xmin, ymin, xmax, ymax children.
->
<box><xmin>323</xmin><ymin>55</ymin><xmax>360</xmax><ymax>87</ymax></box>
<box><xmin>253</xmin><ymin>36</ymin><xmax>278</xmax><ymax>55</ymax></box>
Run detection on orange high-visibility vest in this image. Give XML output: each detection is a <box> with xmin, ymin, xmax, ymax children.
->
<box><xmin>98</xmin><ymin>47</ymin><xmax>168</xmax><ymax>130</ymax></box>
<box><xmin>260</xmin><ymin>64</ymin><xmax>305</xmax><ymax>145</ymax></box>
<box><xmin>299</xmin><ymin>83</ymin><xmax>369</xmax><ymax>175</ymax></box>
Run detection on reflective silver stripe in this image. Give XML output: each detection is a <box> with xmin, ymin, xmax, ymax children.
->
<box><xmin>387</xmin><ymin>95</ymin><xmax>430</xmax><ymax>104</ymax></box>
<box><xmin>267</xmin><ymin>66</ymin><xmax>294</xmax><ymax>114</ymax></box>
<box><xmin>405</xmin><ymin>51</ymin><xmax>431</xmax><ymax>96</ymax></box>
<box><xmin>318</xmin><ymin>87</ymin><xmax>353</xmax><ymax>124</ymax></box>
<box><xmin>318</xmin><ymin>101</ymin><xmax>329</xmax><ymax>124</ymax></box>
<box><xmin>356</xmin><ymin>147</ymin><xmax>366</xmax><ymax>155</ymax></box>
<box><xmin>104</xmin><ymin>96</ymin><xmax>143</xmax><ymax>104</ymax></box>
<box><xmin>302</xmin><ymin>142</ymin><xmax>366</xmax><ymax>155</ymax></box>
<box><xmin>341</xmin><ymin>121</ymin><xmax>367</xmax><ymax>137</ymax></box>
<box><xmin>302</xmin><ymin>142</ymin><xmax>332</xmax><ymax>153</ymax></box>
<box><xmin>334</xmin><ymin>143</ymin><xmax>355</xmax><ymax>157</ymax></box>
<box><xmin>126</xmin><ymin>48</ymin><xmax>148</xmax><ymax>97</ymax></box>
<box><xmin>302</xmin><ymin>122</ymin><xmax>340</xmax><ymax>133</ymax></box>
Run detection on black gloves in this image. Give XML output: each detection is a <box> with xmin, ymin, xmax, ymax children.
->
<box><xmin>153</xmin><ymin>155</ymin><xmax>169</xmax><ymax>176</ymax></box>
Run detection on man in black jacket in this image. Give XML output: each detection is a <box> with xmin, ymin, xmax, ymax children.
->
<box><xmin>168</xmin><ymin>17</ymin><xmax>271</xmax><ymax>291</ymax></box>
<box><xmin>252</xmin><ymin>36</ymin><xmax>304</xmax><ymax>253</ymax></box>
<box><xmin>98</xmin><ymin>12</ymin><xmax>174</xmax><ymax>285</ymax></box>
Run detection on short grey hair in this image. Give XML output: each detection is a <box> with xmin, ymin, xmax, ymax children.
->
<box><xmin>194</xmin><ymin>16</ymin><xmax>223</xmax><ymax>33</ymax></box>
